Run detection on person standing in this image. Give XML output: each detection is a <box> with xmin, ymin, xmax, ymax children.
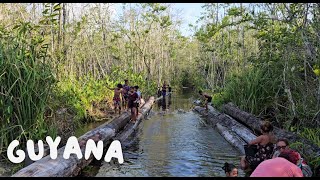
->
<box><xmin>112</xmin><ymin>84</ymin><xmax>123</xmax><ymax>115</ymax></box>
<box><xmin>162</xmin><ymin>81</ymin><xmax>168</xmax><ymax>99</ymax></box>
<box><xmin>240</xmin><ymin>121</ymin><xmax>276</xmax><ymax>172</ymax></box>
<box><xmin>122</xmin><ymin>79</ymin><xmax>130</xmax><ymax>111</ymax></box>
<box><xmin>134</xmin><ymin>86</ymin><xmax>142</xmax><ymax>116</ymax></box>
<box><xmin>128</xmin><ymin>86</ymin><xmax>138</xmax><ymax>123</ymax></box>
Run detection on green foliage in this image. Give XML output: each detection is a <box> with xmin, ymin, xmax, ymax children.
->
<box><xmin>221</xmin><ymin>64</ymin><xmax>281</xmax><ymax>114</ymax></box>
<box><xmin>109</xmin><ymin>65</ymin><xmax>158</xmax><ymax>96</ymax></box>
<box><xmin>0</xmin><ymin>21</ymin><xmax>56</xmax><ymax>155</ymax></box>
<box><xmin>54</xmin><ymin>76</ymin><xmax>113</xmax><ymax>122</ymax></box>
<box><xmin>299</xmin><ymin>128</ymin><xmax>320</xmax><ymax>148</ymax></box>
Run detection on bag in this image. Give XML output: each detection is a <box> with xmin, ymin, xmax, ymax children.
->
<box><xmin>244</xmin><ymin>144</ymin><xmax>258</xmax><ymax>157</ymax></box>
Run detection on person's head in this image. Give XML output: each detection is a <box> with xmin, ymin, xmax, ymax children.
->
<box><xmin>278</xmin><ymin>149</ymin><xmax>300</xmax><ymax>165</ymax></box>
<box><xmin>199</xmin><ymin>90</ymin><xmax>203</xmax><ymax>95</ymax></box>
<box><xmin>260</xmin><ymin>120</ymin><xmax>273</xmax><ymax>133</ymax></box>
<box><xmin>129</xmin><ymin>86</ymin><xmax>135</xmax><ymax>93</ymax></box>
<box><xmin>222</xmin><ymin>162</ymin><xmax>238</xmax><ymax>177</ymax></box>
<box><xmin>276</xmin><ymin>138</ymin><xmax>290</xmax><ymax>153</ymax></box>
<box><xmin>134</xmin><ymin>86</ymin><xmax>139</xmax><ymax>90</ymax></box>
<box><xmin>124</xmin><ymin>79</ymin><xmax>128</xmax><ymax>85</ymax></box>
<box><xmin>117</xmin><ymin>83</ymin><xmax>123</xmax><ymax>89</ymax></box>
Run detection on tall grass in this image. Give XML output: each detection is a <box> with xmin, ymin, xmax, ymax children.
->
<box><xmin>221</xmin><ymin>64</ymin><xmax>281</xmax><ymax>115</ymax></box>
<box><xmin>0</xmin><ymin>22</ymin><xmax>56</xmax><ymax>156</ymax></box>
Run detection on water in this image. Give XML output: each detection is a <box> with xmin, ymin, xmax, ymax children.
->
<box><xmin>96</xmin><ymin>91</ymin><xmax>244</xmax><ymax>177</ymax></box>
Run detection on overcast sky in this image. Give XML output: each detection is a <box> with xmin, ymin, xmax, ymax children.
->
<box><xmin>112</xmin><ymin>3</ymin><xmax>205</xmax><ymax>37</ymax></box>
<box><xmin>26</xmin><ymin>3</ymin><xmax>206</xmax><ymax>37</ymax></box>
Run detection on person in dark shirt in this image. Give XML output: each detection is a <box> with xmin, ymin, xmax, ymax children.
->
<box><xmin>162</xmin><ymin>81</ymin><xmax>168</xmax><ymax>98</ymax></box>
<box><xmin>128</xmin><ymin>86</ymin><xmax>138</xmax><ymax>123</ymax></box>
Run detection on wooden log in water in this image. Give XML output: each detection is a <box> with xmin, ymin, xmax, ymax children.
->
<box><xmin>115</xmin><ymin>97</ymin><xmax>155</xmax><ymax>144</ymax></box>
<box><xmin>216</xmin><ymin>123</ymin><xmax>246</xmax><ymax>154</ymax></box>
<box><xmin>194</xmin><ymin>106</ymin><xmax>256</xmax><ymax>143</ymax></box>
<box><xmin>12</xmin><ymin>97</ymin><xmax>154</xmax><ymax>177</ymax></box>
<box><xmin>222</xmin><ymin>102</ymin><xmax>320</xmax><ymax>158</ymax></box>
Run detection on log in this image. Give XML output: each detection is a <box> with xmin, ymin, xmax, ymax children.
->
<box><xmin>194</xmin><ymin>106</ymin><xmax>256</xmax><ymax>143</ymax></box>
<box><xmin>222</xmin><ymin>102</ymin><xmax>320</xmax><ymax>158</ymax></box>
<box><xmin>114</xmin><ymin>97</ymin><xmax>155</xmax><ymax>146</ymax></box>
<box><xmin>193</xmin><ymin>106</ymin><xmax>257</xmax><ymax>154</ymax></box>
<box><xmin>12</xmin><ymin>97</ymin><xmax>155</xmax><ymax>177</ymax></box>
<box><xmin>216</xmin><ymin>123</ymin><xmax>246</xmax><ymax>154</ymax></box>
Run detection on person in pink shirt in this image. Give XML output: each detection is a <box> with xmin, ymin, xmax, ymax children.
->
<box><xmin>250</xmin><ymin>149</ymin><xmax>303</xmax><ymax>177</ymax></box>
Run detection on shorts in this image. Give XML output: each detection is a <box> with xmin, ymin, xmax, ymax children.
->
<box><xmin>128</xmin><ymin>101</ymin><xmax>135</xmax><ymax>109</ymax></box>
<box><xmin>162</xmin><ymin>90</ymin><xmax>166</xmax><ymax>96</ymax></box>
<box><xmin>113</xmin><ymin>97</ymin><xmax>121</xmax><ymax>106</ymax></box>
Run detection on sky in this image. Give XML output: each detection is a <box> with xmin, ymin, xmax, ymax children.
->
<box><xmin>171</xmin><ymin>3</ymin><xmax>205</xmax><ymax>36</ymax></box>
<box><xmin>112</xmin><ymin>3</ymin><xmax>205</xmax><ymax>37</ymax></box>
<box><xmin>26</xmin><ymin>3</ymin><xmax>206</xmax><ymax>37</ymax></box>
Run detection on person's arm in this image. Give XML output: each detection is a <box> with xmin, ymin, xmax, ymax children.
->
<box><xmin>120</xmin><ymin>89</ymin><xmax>123</xmax><ymax>99</ymax></box>
<box><xmin>248</xmin><ymin>135</ymin><xmax>263</xmax><ymax>145</ymax></box>
<box><xmin>272</xmin><ymin>150</ymin><xmax>280</xmax><ymax>159</ymax></box>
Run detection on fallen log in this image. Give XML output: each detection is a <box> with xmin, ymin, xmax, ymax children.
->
<box><xmin>154</xmin><ymin>92</ymin><xmax>171</xmax><ymax>102</ymax></box>
<box><xmin>115</xmin><ymin>97</ymin><xmax>155</xmax><ymax>145</ymax></box>
<box><xmin>193</xmin><ymin>106</ymin><xmax>256</xmax><ymax>154</ymax></box>
<box><xmin>222</xmin><ymin>102</ymin><xmax>320</xmax><ymax>158</ymax></box>
<box><xmin>12</xmin><ymin>97</ymin><xmax>154</xmax><ymax>177</ymax></box>
<box><xmin>216</xmin><ymin>123</ymin><xmax>246</xmax><ymax>154</ymax></box>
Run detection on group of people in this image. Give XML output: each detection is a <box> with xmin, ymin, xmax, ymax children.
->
<box><xmin>222</xmin><ymin>121</ymin><xmax>313</xmax><ymax>177</ymax></box>
<box><xmin>110</xmin><ymin>79</ymin><xmax>142</xmax><ymax>123</ymax></box>
<box><xmin>157</xmin><ymin>81</ymin><xmax>172</xmax><ymax>98</ymax></box>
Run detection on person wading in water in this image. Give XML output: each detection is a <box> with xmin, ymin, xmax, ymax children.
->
<box><xmin>162</xmin><ymin>81</ymin><xmax>168</xmax><ymax>99</ymax></box>
<box><xmin>128</xmin><ymin>86</ymin><xmax>139</xmax><ymax>123</ymax></box>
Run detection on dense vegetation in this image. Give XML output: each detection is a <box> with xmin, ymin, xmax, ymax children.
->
<box><xmin>0</xmin><ymin>3</ymin><xmax>319</xmax><ymax>171</ymax></box>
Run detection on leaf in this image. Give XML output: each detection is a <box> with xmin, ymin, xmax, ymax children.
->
<box><xmin>53</xmin><ymin>3</ymin><xmax>61</xmax><ymax>11</ymax></box>
<box><xmin>42</xmin><ymin>9</ymin><xmax>49</xmax><ymax>15</ymax></box>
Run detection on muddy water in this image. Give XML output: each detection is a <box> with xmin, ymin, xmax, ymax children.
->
<box><xmin>96</xmin><ymin>90</ymin><xmax>244</xmax><ymax>177</ymax></box>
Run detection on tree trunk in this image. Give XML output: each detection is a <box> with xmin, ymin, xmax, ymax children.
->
<box><xmin>193</xmin><ymin>106</ymin><xmax>257</xmax><ymax>155</ymax></box>
<box><xmin>222</xmin><ymin>102</ymin><xmax>320</xmax><ymax>158</ymax></box>
<box><xmin>12</xmin><ymin>97</ymin><xmax>155</xmax><ymax>177</ymax></box>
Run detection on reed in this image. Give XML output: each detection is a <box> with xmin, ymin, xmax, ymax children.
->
<box><xmin>0</xmin><ymin>22</ymin><xmax>56</xmax><ymax>156</ymax></box>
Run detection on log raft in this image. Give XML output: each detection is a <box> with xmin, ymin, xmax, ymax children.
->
<box><xmin>222</xmin><ymin>102</ymin><xmax>320</xmax><ymax>158</ymax></box>
<box><xmin>12</xmin><ymin>97</ymin><xmax>155</xmax><ymax>177</ymax></box>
